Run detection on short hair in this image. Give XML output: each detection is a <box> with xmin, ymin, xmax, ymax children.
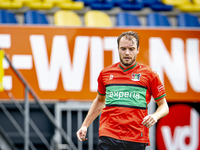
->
<box><xmin>117</xmin><ymin>31</ymin><xmax>140</xmax><ymax>49</ymax></box>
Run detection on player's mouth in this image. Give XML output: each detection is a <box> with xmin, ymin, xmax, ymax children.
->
<box><xmin>124</xmin><ymin>57</ymin><xmax>131</xmax><ymax>61</ymax></box>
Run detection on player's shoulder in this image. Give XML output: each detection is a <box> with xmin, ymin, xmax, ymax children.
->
<box><xmin>101</xmin><ymin>62</ymin><xmax>120</xmax><ymax>73</ymax></box>
<box><xmin>137</xmin><ymin>62</ymin><xmax>157</xmax><ymax>75</ymax></box>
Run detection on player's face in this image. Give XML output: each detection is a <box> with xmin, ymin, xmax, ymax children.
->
<box><xmin>118</xmin><ymin>36</ymin><xmax>139</xmax><ymax>67</ymax></box>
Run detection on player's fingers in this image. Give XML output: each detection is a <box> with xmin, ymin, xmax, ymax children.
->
<box><xmin>77</xmin><ymin>129</ymin><xmax>85</xmax><ymax>142</ymax></box>
<box><xmin>77</xmin><ymin>126</ymin><xmax>88</xmax><ymax>142</ymax></box>
<box><xmin>142</xmin><ymin>115</ymin><xmax>150</xmax><ymax>124</ymax></box>
<box><xmin>78</xmin><ymin>137</ymin><xmax>82</xmax><ymax>142</ymax></box>
<box><xmin>144</xmin><ymin>116</ymin><xmax>157</xmax><ymax>128</ymax></box>
<box><xmin>81</xmin><ymin>137</ymin><xmax>88</xmax><ymax>141</ymax></box>
<box><xmin>76</xmin><ymin>131</ymin><xmax>83</xmax><ymax>142</ymax></box>
<box><xmin>80</xmin><ymin>133</ymin><xmax>86</xmax><ymax>141</ymax></box>
<box><xmin>146</xmin><ymin>120</ymin><xmax>154</xmax><ymax>128</ymax></box>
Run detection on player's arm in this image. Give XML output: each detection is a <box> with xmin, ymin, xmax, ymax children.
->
<box><xmin>76</xmin><ymin>94</ymin><xmax>105</xmax><ymax>141</ymax></box>
<box><xmin>154</xmin><ymin>98</ymin><xmax>169</xmax><ymax>120</ymax></box>
<box><xmin>142</xmin><ymin>98</ymin><xmax>169</xmax><ymax>128</ymax></box>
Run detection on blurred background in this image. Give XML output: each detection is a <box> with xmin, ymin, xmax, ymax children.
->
<box><xmin>0</xmin><ymin>0</ymin><xmax>200</xmax><ymax>150</ymax></box>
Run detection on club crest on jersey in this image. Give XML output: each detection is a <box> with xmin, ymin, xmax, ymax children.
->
<box><xmin>131</xmin><ymin>73</ymin><xmax>141</xmax><ymax>81</ymax></box>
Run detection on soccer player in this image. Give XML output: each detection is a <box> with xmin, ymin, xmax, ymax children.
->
<box><xmin>76</xmin><ymin>31</ymin><xmax>169</xmax><ymax>150</ymax></box>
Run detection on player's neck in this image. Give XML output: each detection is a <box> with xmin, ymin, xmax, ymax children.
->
<box><xmin>120</xmin><ymin>61</ymin><xmax>136</xmax><ymax>68</ymax></box>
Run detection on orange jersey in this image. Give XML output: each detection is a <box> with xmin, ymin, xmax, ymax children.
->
<box><xmin>97</xmin><ymin>61</ymin><xmax>166</xmax><ymax>145</ymax></box>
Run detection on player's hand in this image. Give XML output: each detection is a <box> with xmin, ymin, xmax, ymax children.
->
<box><xmin>142</xmin><ymin>114</ymin><xmax>158</xmax><ymax>128</ymax></box>
<box><xmin>76</xmin><ymin>126</ymin><xmax>88</xmax><ymax>142</ymax></box>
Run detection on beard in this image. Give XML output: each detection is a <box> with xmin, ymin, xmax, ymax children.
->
<box><xmin>120</xmin><ymin>56</ymin><xmax>136</xmax><ymax>67</ymax></box>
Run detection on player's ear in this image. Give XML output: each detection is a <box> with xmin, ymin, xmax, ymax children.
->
<box><xmin>137</xmin><ymin>46</ymin><xmax>140</xmax><ymax>54</ymax></box>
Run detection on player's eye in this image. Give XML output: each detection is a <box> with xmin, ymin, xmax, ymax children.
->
<box><xmin>129</xmin><ymin>48</ymin><xmax>134</xmax><ymax>51</ymax></box>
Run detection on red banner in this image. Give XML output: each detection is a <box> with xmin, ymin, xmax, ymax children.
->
<box><xmin>157</xmin><ymin>104</ymin><xmax>200</xmax><ymax>150</ymax></box>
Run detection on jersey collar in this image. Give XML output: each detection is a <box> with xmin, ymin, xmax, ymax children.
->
<box><xmin>119</xmin><ymin>62</ymin><xmax>137</xmax><ymax>72</ymax></box>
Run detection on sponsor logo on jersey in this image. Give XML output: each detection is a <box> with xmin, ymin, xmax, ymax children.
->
<box><xmin>106</xmin><ymin>91</ymin><xmax>140</xmax><ymax>99</ymax></box>
<box><xmin>109</xmin><ymin>74</ymin><xmax>113</xmax><ymax>80</ymax></box>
